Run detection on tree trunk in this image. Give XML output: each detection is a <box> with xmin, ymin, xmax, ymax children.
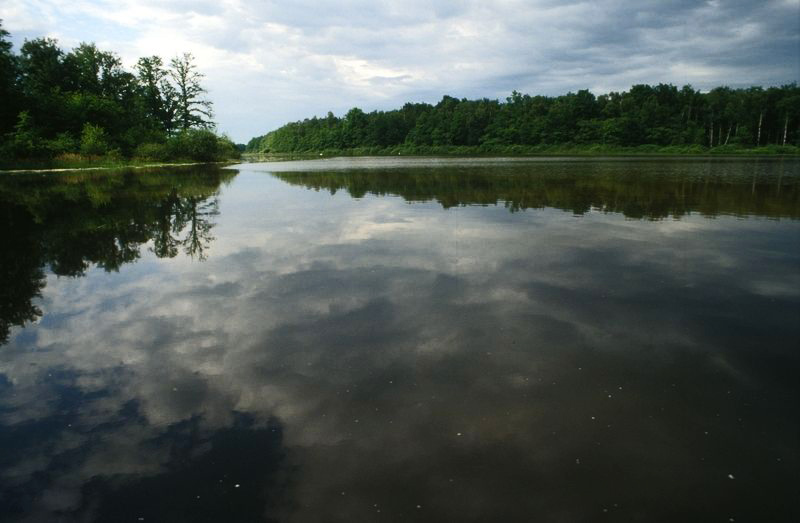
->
<box><xmin>783</xmin><ymin>115</ymin><xmax>789</xmax><ymax>146</ymax></box>
<box><xmin>724</xmin><ymin>125</ymin><xmax>732</xmax><ymax>145</ymax></box>
<box><xmin>757</xmin><ymin>111</ymin><xmax>763</xmax><ymax>146</ymax></box>
<box><xmin>709</xmin><ymin>124</ymin><xmax>714</xmax><ymax>147</ymax></box>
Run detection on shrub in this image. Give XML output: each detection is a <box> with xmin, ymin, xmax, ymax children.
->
<box><xmin>4</xmin><ymin>111</ymin><xmax>48</xmax><ymax>159</ymax></box>
<box><xmin>165</xmin><ymin>130</ymin><xmax>242</xmax><ymax>162</ymax></box>
<box><xmin>46</xmin><ymin>132</ymin><xmax>78</xmax><ymax>156</ymax></box>
<box><xmin>215</xmin><ymin>135</ymin><xmax>241</xmax><ymax>160</ymax></box>
<box><xmin>134</xmin><ymin>142</ymin><xmax>170</xmax><ymax>162</ymax></box>
<box><xmin>168</xmin><ymin>129</ymin><xmax>219</xmax><ymax>161</ymax></box>
<box><xmin>80</xmin><ymin>123</ymin><xmax>109</xmax><ymax>156</ymax></box>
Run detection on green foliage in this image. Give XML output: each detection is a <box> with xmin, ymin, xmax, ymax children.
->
<box><xmin>4</xmin><ymin>111</ymin><xmax>46</xmax><ymax>158</ymax></box>
<box><xmin>134</xmin><ymin>142</ymin><xmax>170</xmax><ymax>162</ymax></box>
<box><xmin>169</xmin><ymin>129</ymin><xmax>218</xmax><ymax>161</ymax></box>
<box><xmin>46</xmin><ymin>132</ymin><xmax>78</xmax><ymax>156</ymax></box>
<box><xmin>136</xmin><ymin>55</ymin><xmax>176</xmax><ymax>135</ymax></box>
<box><xmin>0</xmin><ymin>24</ymin><xmax>230</xmax><ymax>165</ymax></box>
<box><xmin>166</xmin><ymin>130</ymin><xmax>240</xmax><ymax>162</ymax></box>
<box><xmin>0</xmin><ymin>20</ymin><xmax>20</xmax><ymax>136</ymax></box>
<box><xmin>247</xmin><ymin>84</ymin><xmax>800</xmax><ymax>155</ymax></box>
<box><xmin>80</xmin><ymin>123</ymin><xmax>108</xmax><ymax>155</ymax></box>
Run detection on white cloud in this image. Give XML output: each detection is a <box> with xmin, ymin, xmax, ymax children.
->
<box><xmin>1</xmin><ymin>1</ymin><xmax>797</xmax><ymax>141</ymax></box>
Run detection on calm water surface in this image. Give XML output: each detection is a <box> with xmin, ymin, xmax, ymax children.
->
<box><xmin>1</xmin><ymin>157</ymin><xmax>798</xmax><ymax>521</ymax></box>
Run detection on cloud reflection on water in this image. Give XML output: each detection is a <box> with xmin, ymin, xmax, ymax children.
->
<box><xmin>0</xmin><ymin>160</ymin><xmax>798</xmax><ymax>521</ymax></box>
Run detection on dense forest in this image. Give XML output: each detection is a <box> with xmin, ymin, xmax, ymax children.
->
<box><xmin>247</xmin><ymin>84</ymin><xmax>800</xmax><ymax>155</ymax></box>
<box><xmin>0</xmin><ymin>21</ymin><xmax>239</xmax><ymax>166</ymax></box>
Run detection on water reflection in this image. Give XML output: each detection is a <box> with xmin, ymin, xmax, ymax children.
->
<box><xmin>263</xmin><ymin>156</ymin><xmax>800</xmax><ymax>218</ymax></box>
<box><xmin>0</xmin><ymin>159</ymin><xmax>798</xmax><ymax>521</ymax></box>
<box><xmin>0</xmin><ymin>166</ymin><xmax>232</xmax><ymax>344</ymax></box>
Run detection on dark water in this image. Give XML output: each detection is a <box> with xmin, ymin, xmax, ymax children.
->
<box><xmin>1</xmin><ymin>157</ymin><xmax>798</xmax><ymax>522</ymax></box>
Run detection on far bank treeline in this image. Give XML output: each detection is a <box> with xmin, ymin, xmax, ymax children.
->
<box><xmin>247</xmin><ymin>84</ymin><xmax>800</xmax><ymax>156</ymax></box>
<box><xmin>0</xmin><ymin>21</ymin><xmax>240</xmax><ymax>166</ymax></box>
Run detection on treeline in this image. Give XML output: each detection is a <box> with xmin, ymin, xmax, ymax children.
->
<box><xmin>247</xmin><ymin>84</ymin><xmax>800</xmax><ymax>155</ymax></box>
<box><xmin>0</xmin><ymin>21</ymin><xmax>239</xmax><ymax>165</ymax></box>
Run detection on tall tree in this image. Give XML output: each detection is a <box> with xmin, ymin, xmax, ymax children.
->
<box><xmin>136</xmin><ymin>55</ymin><xmax>176</xmax><ymax>135</ymax></box>
<box><xmin>16</xmin><ymin>37</ymin><xmax>70</xmax><ymax>136</ymax></box>
<box><xmin>169</xmin><ymin>53</ymin><xmax>213</xmax><ymax>131</ymax></box>
<box><xmin>0</xmin><ymin>20</ymin><xmax>20</xmax><ymax>135</ymax></box>
<box><xmin>17</xmin><ymin>38</ymin><xmax>66</xmax><ymax>97</ymax></box>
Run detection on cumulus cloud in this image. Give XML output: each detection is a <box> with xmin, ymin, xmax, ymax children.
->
<box><xmin>1</xmin><ymin>0</ymin><xmax>798</xmax><ymax>141</ymax></box>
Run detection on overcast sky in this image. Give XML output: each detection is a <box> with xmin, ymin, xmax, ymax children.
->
<box><xmin>1</xmin><ymin>0</ymin><xmax>798</xmax><ymax>142</ymax></box>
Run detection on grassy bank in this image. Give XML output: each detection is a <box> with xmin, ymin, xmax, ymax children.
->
<box><xmin>0</xmin><ymin>159</ymin><xmax>240</xmax><ymax>174</ymax></box>
<box><xmin>242</xmin><ymin>143</ymin><xmax>800</xmax><ymax>161</ymax></box>
<box><xmin>0</xmin><ymin>154</ymin><xmax>238</xmax><ymax>173</ymax></box>
<box><xmin>1</xmin><ymin>129</ymin><xmax>242</xmax><ymax>172</ymax></box>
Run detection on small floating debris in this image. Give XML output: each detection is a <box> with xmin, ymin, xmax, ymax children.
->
<box><xmin>234</xmin><ymin>484</ymin><xmax>240</xmax><ymax>488</ymax></box>
<box><xmin>728</xmin><ymin>474</ymin><xmax>735</xmax><ymax>480</ymax></box>
<box><xmin>456</xmin><ymin>432</ymin><xmax>462</xmax><ymax>436</ymax></box>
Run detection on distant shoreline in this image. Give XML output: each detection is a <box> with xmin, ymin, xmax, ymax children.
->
<box><xmin>242</xmin><ymin>144</ymin><xmax>800</xmax><ymax>161</ymax></box>
<box><xmin>3</xmin><ymin>149</ymin><xmax>797</xmax><ymax>174</ymax></box>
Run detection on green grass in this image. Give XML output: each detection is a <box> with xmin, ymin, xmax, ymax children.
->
<box><xmin>0</xmin><ymin>153</ymin><xmax>240</xmax><ymax>173</ymax></box>
<box><xmin>244</xmin><ymin>143</ymin><xmax>800</xmax><ymax>159</ymax></box>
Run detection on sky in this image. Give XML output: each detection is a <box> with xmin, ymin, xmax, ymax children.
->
<box><xmin>1</xmin><ymin>0</ymin><xmax>798</xmax><ymax>143</ymax></box>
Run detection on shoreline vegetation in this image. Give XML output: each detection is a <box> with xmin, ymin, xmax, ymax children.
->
<box><xmin>246</xmin><ymin>84</ymin><xmax>800</xmax><ymax>158</ymax></box>
<box><xmin>0</xmin><ymin>22</ymin><xmax>241</xmax><ymax>172</ymax></box>
<box><xmin>242</xmin><ymin>143</ymin><xmax>799</xmax><ymax>161</ymax></box>
<box><xmin>0</xmin><ymin>160</ymin><xmax>238</xmax><ymax>174</ymax></box>
<box><xmin>5</xmin><ymin>142</ymin><xmax>796</xmax><ymax>173</ymax></box>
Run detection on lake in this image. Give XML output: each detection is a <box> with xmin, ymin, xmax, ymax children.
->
<box><xmin>1</xmin><ymin>157</ymin><xmax>798</xmax><ymax>522</ymax></box>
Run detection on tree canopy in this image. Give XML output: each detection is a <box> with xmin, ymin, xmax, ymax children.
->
<box><xmin>0</xmin><ymin>21</ymin><xmax>238</xmax><ymax>163</ymax></box>
<box><xmin>247</xmin><ymin>84</ymin><xmax>800</xmax><ymax>154</ymax></box>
